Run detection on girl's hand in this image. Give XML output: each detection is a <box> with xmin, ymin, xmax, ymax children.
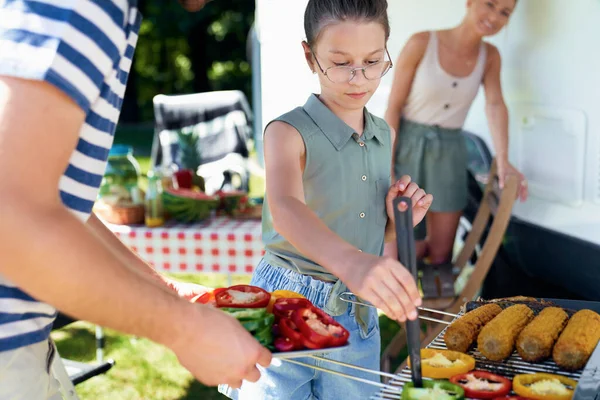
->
<box><xmin>341</xmin><ymin>251</ymin><xmax>422</xmax><ymax>322</ymax></box>
<box><xmin>386</xmin><ymin>175</ymin><xmax>433</xmax><ymax>227</ymax></box>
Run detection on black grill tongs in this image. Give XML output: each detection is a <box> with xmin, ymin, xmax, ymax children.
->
<box><xmin>393</xmin><ymin>197</ymin><xmax>423</xmax><ymax>388</ymax></box>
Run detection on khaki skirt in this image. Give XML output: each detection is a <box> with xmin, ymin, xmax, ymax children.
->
<box><xmin>394</xmin><ymin>119</ymin><xmax>468</xmax><ymax>238</ymax></box>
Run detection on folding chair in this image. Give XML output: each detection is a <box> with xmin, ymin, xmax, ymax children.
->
<box><xmin>381</xmin><ymin>158</ymin><xmax>519</xmax><ymax>374</ymax></box>
<box><xmin>152</xmin><ymin>90</ymin><xmax>253</xmax><ymax>194</ymax></box>
<box><xmin>51</xmin><ymin>314</ymin><xmax>115</xmax><ymax>391</ymax></box>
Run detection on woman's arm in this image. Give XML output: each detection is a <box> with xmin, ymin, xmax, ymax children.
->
<box><xmin>483</xmin><ymin>44</ymin><xmax>528</xmax><ymax>201</ymax></box>
<box><xmin>384</xmin><ymin>32</ymin><xmax>429</xmax><ymax>136</ymax></box>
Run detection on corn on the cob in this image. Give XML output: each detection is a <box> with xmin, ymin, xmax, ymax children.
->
<box><xmin>477</xmin><ymin>304</ymin><xmax>534</xmax><ymax>361</ymax></box>
<box><xmin>516</xmin><ymin>307</ymin><xmax>569</xmax><ymax>362</ymax></box>
<box><xmin>444</xmin><ymin>303</ymin><xmax>503</xmax><ymax>353</ymax></box>
<box><xmin>553</xmin><ymin>309</ymin><xmax>600</xmax><ymax>370</ymax></box>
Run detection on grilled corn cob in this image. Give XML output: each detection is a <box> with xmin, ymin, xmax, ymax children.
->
<box><xmin>477</xmin><ymin>304</ymin><xmax>534</xmax><ymax>361</ymax></box>
<box><xmin>444</xmin><ymin>303</ymin><xmax>503</xmax><ymax>353</ymax></box>
<box><xmin>466</xmin><ymin>297</ymin><xmax>576</xmax><ymax>316</ymax></box>
<box><xmin>553</xmin><ymin>309</ymin><xmax>600</xmax><ymax>370</ymax></box>
<box><xmin>516</xmin><ymin>307</ymin><xmax>569</xmax><ymax>362</ymax></box>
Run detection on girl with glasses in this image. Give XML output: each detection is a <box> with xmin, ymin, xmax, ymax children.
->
<box><xmin>384</xmin><ymin>0</ymin><xmax>528</xmax><ymax>266</ymax></box>
<box><xmin>220</xmin><ymin>0</ymin><xmax>432</xmax><ymax>399</ymax></box>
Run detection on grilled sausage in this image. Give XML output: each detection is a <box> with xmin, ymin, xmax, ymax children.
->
<box><xmin>477</xmin><ymin>304</ymin><xmax>534</xmax><ymax>361</ymax></box>
<box><xmin>444</xmin><ymin>304</ymin><xmax>503</xmax><ymax>353</ymax></box>
<box><xmin>552</xmin><ymin>309</ymin><xmax>600</xmax><ymax>370</ymax></box>
<box><xmin>516</xmin><ymin>307</ymin><xmax>569</xmax><ymax>362</ymax></box>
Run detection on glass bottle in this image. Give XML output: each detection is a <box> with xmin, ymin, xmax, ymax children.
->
<box><xmin>145</xmin><ymin>170</ymin><xmax>164</xmax><ymax>227</ymax></box>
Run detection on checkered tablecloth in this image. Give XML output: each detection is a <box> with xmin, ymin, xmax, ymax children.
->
<box><xmin>106</xmin><ymin>217</ymin><xmax>264</xmax><ymax>275</ymax></box>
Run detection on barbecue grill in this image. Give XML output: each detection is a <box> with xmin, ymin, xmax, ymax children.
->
<box><xmin>370</xmin><ymin>298</ymin><xmax>600</xmax><ymax>399</ymax></box>
<box><xmin>282</xmin><ymin>298</ymin><xmax>600</xmax><ymax>399</ymax></box>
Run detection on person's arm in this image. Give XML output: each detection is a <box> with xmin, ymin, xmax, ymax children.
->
<box><xmin>264</xmin><ymin>121</ymin><xmax>422</xmax><ymax>321</ymax></box>
<box><xmin>384</xmin><ymin>32</ymin><xmax>429</xmax><ymax>143</ymax></box>
<box><xmin>0</xmin><ymin>77</ymin><xmax>269</xmax><ymax>387</ymax></box>
<box><xmin>384</xmin><ymin>126</ymin><xmax>433</xmax><ymax>259</ymax></box>
<box><xmin>87</xmin><ymin>213</ymin><xmax>210</xmax><ymax>300</ymax></box>
<box><xmin>483</xmin><ymin>44</ymin><xmax>528</xmax><ymax>201</ymax></box>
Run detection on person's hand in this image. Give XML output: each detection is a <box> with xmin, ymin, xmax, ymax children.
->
<box><xmin>386</xmin><ymin>175</ymin><xmax>433</xmax><ymax>227</ymax></box>
<box><xmin>169</xmin><ymin>303</ymin><xmax>272</xmax><ymax>388</ymax></box>
<box><xmin>340</xmin><ymin>251</ymin><xmax>422</xmax><ymax>322</ymax></box>
<box><xmin>164</xmin><ymin>278</ymin><xmax>211</xmax><ymax>301</ymax></box>
<box><xmin>497</xmin><ymin>160</ymin><xmax>528</xmax><ymax>202</ymax></box>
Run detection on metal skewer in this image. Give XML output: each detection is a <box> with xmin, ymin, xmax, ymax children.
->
<box><xmin>338</xmin><ymin>292</ymin><xmax>456</xmax><ymax>325</ymax></box>
<box><xmin>280</xmin><ymin>358</ymin><xmax>404</xmax><ymax>392</ymax></box>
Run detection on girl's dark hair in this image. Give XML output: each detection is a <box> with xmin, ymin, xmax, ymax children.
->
<box><xmin>304</xmin><ymin>0</ymin><xmax>390</xmax><ymax>47</ymax></box>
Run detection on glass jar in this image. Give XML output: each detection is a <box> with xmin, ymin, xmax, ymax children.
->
<box><xmin>99</xmin><ymin>145</ymin><xmax>141</xmax><ymax>203</ymax></box>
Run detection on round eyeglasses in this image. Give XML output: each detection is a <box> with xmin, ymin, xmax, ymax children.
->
<box><xmin>312</xmin><ymin>48</ymin><xmax>393</xmax><ymax>84</ymax></box>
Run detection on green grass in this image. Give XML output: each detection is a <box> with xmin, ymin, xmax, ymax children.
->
<box><xmin>51</xmin><ymin>273</ymin><xmax>403</xmax><ymax>400</ymax></box>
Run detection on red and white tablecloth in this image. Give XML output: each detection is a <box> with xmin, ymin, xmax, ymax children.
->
<box><xmin>106</xmin><ymin>217</ymin><xmax>264</xmax><ymax>275</ymax></box>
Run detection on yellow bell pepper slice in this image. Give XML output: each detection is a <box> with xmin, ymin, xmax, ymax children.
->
<box><xmin>407</xmin><ymin>349</ymin><xmax>475</xmax><ymax>379</ymax></box>
<box><xmin>513</xmin><ymin>373</ymin><xmax>577</xmax><ymax>400</ymax></box>
<box><xmin>266</xmin><ymin>290</ymin><xmax>306</xmax><ymax>313</ymax></box>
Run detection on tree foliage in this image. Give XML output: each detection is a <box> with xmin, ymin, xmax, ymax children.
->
<box><xmin>121</xmin><ymin>0</ymin><xmax>255</xmax><ymax>122</ymax></box>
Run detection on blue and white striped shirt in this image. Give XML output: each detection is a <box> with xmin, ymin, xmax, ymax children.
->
<box><xmin>0</xmin><ymin>0</ymin><xmax>141</xmax><ymax>352</ymax></box>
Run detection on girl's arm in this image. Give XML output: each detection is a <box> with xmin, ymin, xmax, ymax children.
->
<box><xmin>483</xmin><ymin>44</ymin><xmax>528</xmax><ymax>201</ymax></box>
<box><xmin>265</xmin><ymin>121</ymin><xmax>422</xmax><ymax>322</ymax></box>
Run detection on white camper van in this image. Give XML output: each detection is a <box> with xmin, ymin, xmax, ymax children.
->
<box><xmin>252</xmin><ymin>0</ymin><xmax>600</xmax><ymax>301</ymax></box>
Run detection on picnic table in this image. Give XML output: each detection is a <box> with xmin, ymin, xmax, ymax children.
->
<box><xmin>106</xmin><ymin>217</ymin><xmax>264</xmax><ymax>275</ymax></box>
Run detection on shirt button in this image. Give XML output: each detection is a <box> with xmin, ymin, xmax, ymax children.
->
<box><xmin>444</xmin><ymin>104</ymin><xmax>450</xmax><ymax>109</ymax></box>
<box><xmin>359</xmin><ymin>142</ymin><xmax>365</xmax><ymax>147</ymax></box>
<box><xmin>359</xmin><ymin>212</ymin><xmax>365</xmax><ymax>218</ymax></box>
<box><xmin>361</xmin><ymin>175</ymin><xmax>367</xmax><ymax>181</ymax></box>
<box><xmin>358</xmin><ymin>249</ymin><xmax>363</xmax><ymax>252</ymax></box>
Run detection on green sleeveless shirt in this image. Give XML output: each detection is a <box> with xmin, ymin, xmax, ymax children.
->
<box><xmin>262</xmin><ymin>94</ymin><xmax>392</xmax><ymax>282</ymax></box>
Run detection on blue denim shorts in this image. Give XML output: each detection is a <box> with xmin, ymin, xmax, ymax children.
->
<box><xmin>219</xmin><ymin>260</ymin><xmax>381</xmax><ymax>400</ymax></box>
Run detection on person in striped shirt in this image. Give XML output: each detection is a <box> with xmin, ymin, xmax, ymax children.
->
<box><xmin>0</xmin><ymin>1</ymin><xmax>270</xmax><ymax>398</ymax></box>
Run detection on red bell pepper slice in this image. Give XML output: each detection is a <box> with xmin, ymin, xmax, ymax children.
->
<box><xmin>279</xmin><ymin>317</ymin><xmax>304</xmax><ymax>343</ymax></box>
<box><xmin>293</xmin><ymin>306</ymin><xmax>350</xmax><ymax>348</ymax></box>
<box><xmin>450</xmin><ymin>371</ymin><xmax>512</xmax><ymax>399</ymax></box>
<box><xmin>215</xmin><ymin>285</ymin><xmax>271</xmax><ymax>308</ymax></box>
<box><xmin>272</xmin><ymin>298</ymin><xmax>311</xmax><ymax>320</ymax></box>
<box><xmin>191</xmin><ymin>288</ymin><xmax>226</xmax><ymax>307</ymax></box>
<box><xmin>274</xmin><ymin>337</ymin><xmax>297</xmax><ymax>352</ymax></box>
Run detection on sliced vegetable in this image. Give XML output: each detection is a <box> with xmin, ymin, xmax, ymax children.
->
<box><xmin>220</xmin><ymin>307</ymin><xmax>267</xmax><ymax>321</ymax></box>
<box><xmin>274</xmin><ymin>336</ymin><xmax>297</xmax><ymax>352</ymax></box>
<box><xmin>272</xmin><ymin>298</ymin><xmax>311</xmax><ymax>319</ymax></box>
<box><xmin>513</xmin><ymin>373</ymin><xmax>576</xmax><ymax>400</ymax></box>
<box><xmin>401</xmin><ymin>380</ymin><xmax>465</xmax><ymax>400</ymax></box>
<box><xmin>492</xmin><ymin>397</ymin><xmax>532</xmax><ymax>400</ymax></box>
<box><xmin>241</xmin><ymin>313</ymin><xmax>275</xmax><ymax>332</ymax></box>
<box><xmin>215</xmin><ymin>285</ymin><xmax>271</xmax><ymax>309</ymax></box>
<box><xmin>279</xmin><ymin>317</ymin><xmax>304</xmax><ymax>347</ymax></box>
<box><xmin>408</xmin><ymin>349</ymin><xmax>475</xmax><ymax>379</ymax></box>
<box><xmin>253</xmin><ymin>323</ymin><xmax>273</xmax><ymax>347</ymax></box>
<box><xmin>293</xmin><ymin>306</ymin><xmax>350</xmax><ymax>348</ymax></box>
<box><xmin>190</xmin><ymin>288</ymin><xmax>226</xmax><ymax>307</ymax></box>
<box><xmin>267</xmin><ymin>290</ymin><xmax>306</xmax><ymax>313</ymax></box>
<box><xmin>450</xmin><ymin>371</ymin><xmax>511</xmax><ymax>399</ymax></box>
